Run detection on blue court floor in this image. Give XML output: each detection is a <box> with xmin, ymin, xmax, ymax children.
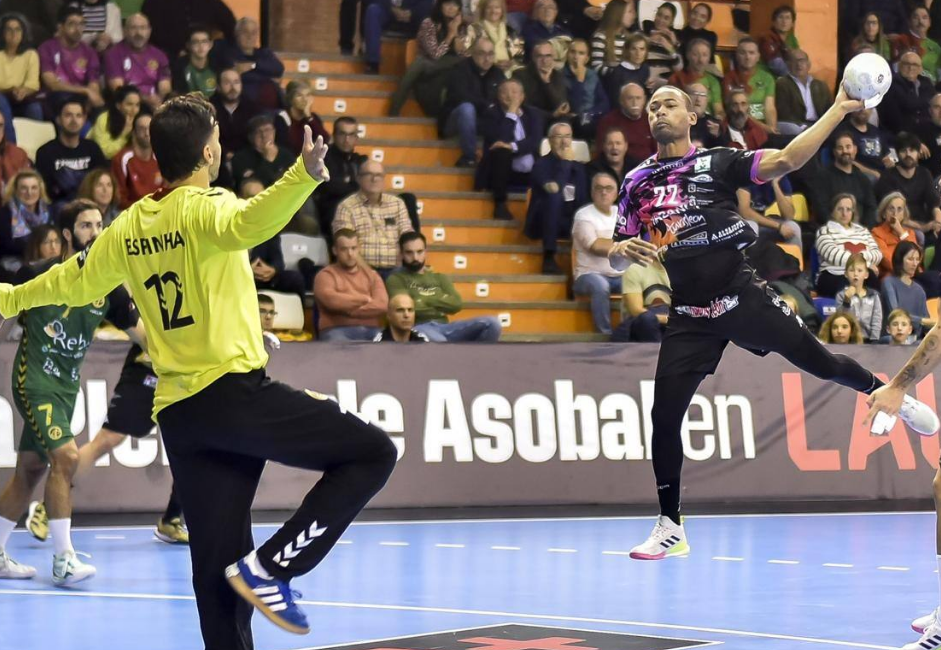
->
<box><xmin>0</xmin><ymin>513</ymin><xmax>935</xmax><ymax>650</ymax></box>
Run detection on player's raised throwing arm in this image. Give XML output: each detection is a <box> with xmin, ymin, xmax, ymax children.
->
<box><xmin>756</xmin><ymin>84</ymin><xmax>864</xmax><ymax>182</ymax></box>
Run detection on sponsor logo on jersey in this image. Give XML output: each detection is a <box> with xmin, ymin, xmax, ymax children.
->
<box><xmin>711</xmin><ymin>221</ymin><xmax>748</xmax><ymax>242</ymax></box>
<box><xmin>694</xmin><ymin>155</ymin><xmax>712</xmax><ymax>173</ymax></box>
<box><xmin>670</xmin><ymin>231</ymin><xmax>709</xmax><ymax>247</ymax></box>
<box><xmin>691</xmin><ymin>173</ymin><xmax>713</xmax><ymax>183</ymax></box>
<box><xmin>666</xmin><ymin>214</ymin><xmax>706</xmax><ymax>234</ymax></box>
<box><xmin>125</xmin><ymin>231</ymin><xmax>186</xmax><ymax>257</ymax></box>
<box><xmin>675</xmin><ymin>294</ymin><xmax>741</xmax><ymax>319</ymax></box>
<box><xmin>48</xmin><ymin>426</ymin><xmax>63</xmax><ymax>441</ymax></box>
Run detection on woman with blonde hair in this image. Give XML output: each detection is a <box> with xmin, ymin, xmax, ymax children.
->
<box><xmin>467</xmin><ymin>0</ymin><xmax>525</xmax><ymax>74</ymax></box>
<box><xmin>590</xmin><ymin>0</ymin><xmax>637</xmax><ymax>72</ymax></box>
<box><xmin>0</xmin><ymin>168</ymin><xmax>49</xmax><ymax>263</ymax></box>
<box><xmin>818</xmin><ymin>312</ymin><xmax>864</xmax><ymax>345</ymax></box>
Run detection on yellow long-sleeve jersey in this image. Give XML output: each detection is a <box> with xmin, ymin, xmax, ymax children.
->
<box><xmin>0</xmin><ymin>158</ymin><xmax>320</xmax><ymax>418</ymax></box>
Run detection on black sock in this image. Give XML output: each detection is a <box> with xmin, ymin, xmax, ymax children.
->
<box><xmin>162</xmin><ymin>484</ymin><xmax>183</xmax><ymax>523</ymax></box>
<box><xmin>863</xmin><ymin>374</ymin><xmax>885</xmax><ymax>395</ymax></box>
<box><xmin>657</xmin><ymin>483</ymin><xmax>682</xmax><ymax>526</ymax></box>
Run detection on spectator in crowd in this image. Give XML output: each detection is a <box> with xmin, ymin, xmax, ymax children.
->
<box><xmin>171</xmin><ymin>25</ymin><xmax>217</xmax><ymax>98</ymax></box>
<box><xmin>571</xmin><ymin>171</ymin><xmax>621</xmax><ymax>334</ymax></box>
<box><xmin>723</xmin><ymin>89</ymin><xmax>768</xmax><ymax>151</ymax></box>
<box><xmin>373</xmin><ymin>293</ymin><xmax>431</xmax><ymax>342</ymax></box>
<box><xmin>317</xmin><ymin>116</ymin><xmax>366</xmax><ymax>239</ymax></box>
<box><xmin>886</xmin><ymin>308</ymin><xmax>917</xmax><ymax>345</ymax></box>
<box><xmin>842</xmin><ymin>1</ymin><xmax>908</xmax><ymax>47</ymax></box>
<box><xmin>140</xmin><ymin>0</ymin><xmax>235</xmax><ymax>59</ymax></box>
<box><xmin>0</xmin><ymin>113</ymin><xmax>30</xmax><ymax>193</ymax></box>
<box><xmin>843</xmin><ymin>107</ymin><xmax>894</xmax><ymax>182</ymax></box>
<box><xmin>231</xmin><ymin>114</ymin><xmax>295</xmax><ymax>189</ymax></box>
<box><xmin>35</xmin><ymin>98</ymin><xmax>106</xmax><ymax>204</ymax></box>
<box><xmin>641</xmin><ymin>2</ymin><xmax>682</xmax><ymax>87</ymax></box>
<box><xmin>441</xmin><ymin>35</ymin><xmax>504</xmax><ymax>168</ymax></box>
<box><xmin>872</xmin><ymin>192</ymin><xmax>919</xmax><ymax>279</ymax></box>
<box><xmin>104</xmin><ymin>13</ymin><xmax>171</xmax><ymax>111</ymax></box>
<box><xmin>775</xmin><ymin>49</ymin><xmax>832</xmax><ymax>136</ymax></box>
<box><xmin>333</xmin><ymin>159</ymin><xmax>414</xmax><ymax>279</ymax></box>
<box><xmin>759</xmin><ymin>4</ymin><xmax>799</xmax><ymax>77</ymax></box>
<box><xmin>818</xmin><ymin>312</ymin><xmax>864</xmax><ymax>344</ymax></box>
<box><xmin>387</xmin><ymin>231</ymin><xmax>502</xmax><ymax>341</ymax></box>
<box><xmin>363</xmin><ymin>0</ymin><xmax>433</xmax><ymax>75</ymax></box>
<box><xmin>467</xmin><ymin>0</ymin><xmax>525</xmax><ymax>75</ymax></box>
<box><xmin>563</xmin><ymin>37</ymin><xmax>609</xmax><ymax>138</ymax></box>
<box><xmin>210</xmin><ymin>68</ymin><xmax>258</xmax><ymax>166</ymax></box>
<box><xmin>890</xmin><ymin>4</ymin><xmax>941</xmax><ymax>82</ymax></box>
<box><xmin>880</xmin><ymin>51</ymin><xmax>934</xmax><ymax>135</ymax></box>
<box><xmin>0</xmin><ymin>169</ymin><xmax>50</xmax><ymax>262</ymax></box>
<box><xmin>525</xmin><ymin>121</ymin><xmax>587</xmax><ymax>273</ymax></box>
<box><xmin>76</xmin><ymin>167</ymin><xmax>120</xmax><ymax>225</ymax></box>
<box><xmin>1</xmin><ymin>1</ymin><xmax>59</xmax><ymax>46</ymax></box>
<box><xmin>506</xmin><ymin>0</ymin><xmax>535</xmax><ymax>32</ymax></box>
<box><xmin>834</xmin><ymin>253</ymin><xmax>883</xmax><ymax>342</ymax></box>
<box><xmin>389</xmin><ymin>0</ymin><xmax>468</xmax><ymax>117</ymax></box>
<box><xmin>78</xmin><ymin>0</ymin><xmax>122</xmax><ymax>53</ymax></box>
<box><xmin>0</xmin><ymin>14</ymin><xmax>42</xmax><ymax>125</ymax></box>
<box><xmin>275</xmin><ymin>80</ymin><xmax>329</xmax><ymax>156</ymax></box>
<box><xmin>23</xmin><ymin>222</ymin><xmax>60</xmax><ymax>263</ymax></box>
<box><xmin>89</xmin><ymin>84</ymin><xmax>142</xmax><ymax>159</ymax></box>
<box><xmin>212</xmin><ymin>17</ymin><xmax>285</xmax><ymax>109</ymax></box>
<box><xmin>314</xmin><ymin>228</ymin><xmax>390</xmax><ymax>341</ymax></box>
<box><xmin>918</xmin><ymin>93</ymin><xmax>941</xmax><ymax>178</ymax></box>
<box><xmin>737</xmin><ymin>176</ymin><xmax>801</xmax><ymax>249</ymax></box>
<box><xmin>586</xmin><ymin>126</ymin><xmax>638</xmax><ymax>184</ymax></box>
<box><xmin>514</xmin><ymin>40</ymin><xmax>569</xmax><ymax>119</ymax></box>
<box><xmin>339</xmin><ymin>0</ymin><xmax>366</xmax><ymax>56</ymax></box>
<box><xmin>590</xmin><ymin>0</ymin><xmax>637</xmax><ymax>72</ymax></box>
<box><xmin>596</xmin><ymin>82</ymin><xmax>654</xmax><ymax>157</ymax></box>
<box><xmin>686</xmin><ymin>81</ymin><xmax>727</xmax><ymax>148</ymax></box>
<box><xmin>874</xmin><ymin>132</ymin><xmax>941</xmax><ymax>246</ymax></box>
<box><xmin>722</xmin><ymin>37</ymin><xmax>777</xmax><ymax>135</ymax></box>
<box><xmin>602</xmin><ymin>32</ymin><xmax>651</xmax><ymax>106</ymax></box>
<box><xmin>850</xmin><ymin>12</ymin><xmax>892</xmax><ymax>61</ymax></box>
<box><xmin>39</xmin><ymin>5</ymin><xmax>104</xmax><ymax>111</ymax></box>
<box><xmin>882</xmin><ymin>241</ymin><xmax>934</xmax><ymax>337</ymax></box>
<box><xmin>809</xmin><ymin>132</ymin><xmax>878</xmax><ymax>228</ymax></box>
<box><xmin>257</xmin><ymin>293</ymin><xmax>276</xmax><ymax>333</ymax></box>
<box><xmin>678</xmin><ymin>2</ymin><xmax>717</xmax><ymax>63</ymax></box>
<box><xmin>618</xmin><ymin>255</ymin><xmax>671</xmax><ymax>342</ymax></box>
<box><xmin>668</xmin><ymin>39</ymin><xmax>721</xmax><ymax>116</ymax></box>
<box><xmin>521</xmin><ymin>0</ymin><xmax>571</xmax><ymax>61</ymax></box>
<box><xmin>111</xmin><ymin>111</ymin><xmax>161</xmax><ymax>208</ymax></box>
<box><xmin>815</xmin><ymin>193</ymin><xmax>882</xmax><ymax>297</ymax></box>
<box><xmin>476</xmin><ymin>77</ymin><xmax>543</xmax><ymax>220</ymax></box>
<box><xmin>557</xmin><ymin>0</ymin><xmax>604</xmax><ymax>41</ymax></box>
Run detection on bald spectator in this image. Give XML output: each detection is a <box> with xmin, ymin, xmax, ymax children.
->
<box><xmin>231</xmin><ymin>114</ymin><xmax>295</xmax><ymax>188</ymax></box>
<box><xmin>890</xmin><ymin>4</ymin><xmax>941</xmax><ymax>82</ymax></box>
<box><xmin>722</xmin><ymin>90</ymin><xmax>768</xmax><ymax>151</ymax></box>
<box><xmin>211</xmin><ymin>17</ymin><xmax>284</xmax><ymax>109</ymax></box>
<box><xmin>586</xmin><ymin>127</ymin><xmax>640</xmax><ymax>187</ymax></box>
<box><xmin>526</xmin><ymin>121</ymin><xmax>588</xmax><ymax>273</ymax></box>
<box><xmin>668</xmin><ymin>39</ymin><xmax>723</xmax><ymax>117</ymax></box>
<box><xmin>513</xmin><ymin>40</ymin><xmax>569</xmax><ymax>119</ymax></box>
<box><xmin>315</xmin><ymin>229</ymin><xmax>389</xmax><ymax>342</ymax></box>
<box><xmin>373</xmin><ymin>293</ymin><xmax>430</xmax><ymax>342</ymax></box>
<box><xmin>687</xmin><ymin>82</ymin><xmax>728</xmax><ymax>148</ymax></box>
<box><xmin>775</xmin><ymin>49</ymin><xmax>832</xmax><ymax>136</ymax></box>
<box><xmin>572</xmin><ymin>172</ymin><xmax>622</xmax><ymax>335</ymax></box>
<box><xmin>333</xmin><ymin>160</ymin><xmax>414</xmax><ymax>279</ymax></box>
<box><xmin>39</xmin><ymin>5</ymin><xmax>104</xmax><ymax>110</ymax></box>
<box><xmin>210</xmin><ymin>68</ymin><xmax>259</xmax><ymax>166</ymax></box>
<box><xmin>595</xmin><ymin>83</ymin><xmax>655</xmax><ymax>158</ymax></box>
<box><xmin>722</xmin><ymin>37</ymin><xmax>777</xmax><ymax>135</ymax></box>
<box><xmin>111</xmin><ymin>112</ymin><xmax>162</xmax><ymax>208</ymax></box>
<box><xmin>103</xmin><ymin>13</ymin><xmax>171</xmax><ymax>111</ymax></box>
<box><xmin>880</xmin><ymin>52</ymin><xmax>934</xmax><ymax>135</ymax></box>
<box><xmin>141</xmin><ymin>0</ymin><xmax>235</xmax><ymax>59</ymax></box>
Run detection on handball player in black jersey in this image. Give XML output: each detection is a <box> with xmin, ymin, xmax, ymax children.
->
<box><xmin>609</xmin><ymin>84</ymin><xmax>940</xmax><ymax>560</ymax></box>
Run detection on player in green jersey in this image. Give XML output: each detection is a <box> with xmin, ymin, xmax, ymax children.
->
<box><xmin>0</xmin><ymin>199</ymin><xmax>145</xmax><ymax>586</ymax></box>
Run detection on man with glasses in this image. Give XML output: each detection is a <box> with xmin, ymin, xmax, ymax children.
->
<box><xmin>685</xmin><ymin>82</ymin><xmax>727</xmax><ymax>148</ymax></box>
<box><xmin>513</xmin><ymin>40</ymin><xmax>570</xmax><ymax>120</ymax></box>
<box><xmin>881</xmin><ymin>51</ymin><xmax>935</xmax><ymax>134</ymax></box>
<box><xmin>572</xmin><ymin>171</ymin><xmax>623</xmax><ymax>334</ymax></box>
<box><xmin>232</xmin><ymin>114</ymin><xmax>295</xmax><ymax>188</ymax></box>
<box><xmin>317</xmin><ymin>116</ymin><xmax>367</xmax><ymax>240</ymax></box>
<box><xmin>172</xmin><ymin>26</ymin><xmax>218</xmax><ymax>98</ymax></box>
<box><xmin>775</xmin><ymin>49</ymin><xmax>833</xmax><ymax>136</ymax></box>
<box><xmin>332</xmin><ymin>159</ymin><xmax>413</xmax><ymax>280</ymax></box>
<box><xmin>525</xmin><ymin>121</ymin><xmax>587</xmax><ymax>273</ymax></box>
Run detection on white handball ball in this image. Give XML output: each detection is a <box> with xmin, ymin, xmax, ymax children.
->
<box><xmin>842</xmin><ymin>53</ymin><xmax>892</xmax><ymax>106</ymax></box>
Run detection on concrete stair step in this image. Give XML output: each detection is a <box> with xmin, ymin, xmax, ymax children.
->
<box><xmin>279</xmin><ymin>52</ymin><xmax>364</xmax><ymax>75</ymax></box>
<box><xmin>416</xmin><ymin>191</ymin><xmax>527</xmax><ymax>220</ymax></box>
<box><xmin>360</xmin><ymin>138</ymin><xmax>460</xmax><ymax>166</ymax></box>
<box><xmin>322</xmin><ymin>115</ymin><xmax>438</xmax><ymax>140</ymax></box>
<box><xmin>452</xmin><ymin>274</ymin><xmax>568</xmax><ymax>302</ymax></box>
<box><xmin>284</xmin><ymin>71</ymin><xmax>398</xmax><ymax>93</ymax></box>
<box><xmin>312</xmin><ymin>89</ymin><xmax>423</xmax><ymax>118</ymax></box>
<box><xmin>420</xmin><ymin>217</ymin><xmax>529</xmax><ymax>245</ymax></box>
<box><xmin>461</xmin><ymin>300</ymin><xmax>618</xmax><ymax>334</ymax></box>
<box><xmin>383</xmin><ymin>166</ymin><xmax>475</xmax><ymax>193</ymax></box>
<box><xmin>426</xmin><ymin>243</ymin><xmax>568</xmax><ymax>275</ymax></box>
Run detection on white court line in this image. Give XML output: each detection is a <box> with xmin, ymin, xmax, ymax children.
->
<box><xmin>491</xmin><ymin>545</ymin><xmax>521</xmax><ymax>551</ymax></box>
<box><xmin>378</xmin><ymin>541</ymin><xmax>409</xmax><ymax>547</ymax></box>
<box><xmin>434</xmin><ymin>543</ymin><xmax>465</xmax><ymax>548</ymax></box>
<box><xmin>547</xmin><ymin>548</ymin><xmax>578</xmax><ymax>553</ymax></box>
<box><xmin>712</xmin><ymin>556</ymin><xmax>744</xmax><ymax>562</ymax></box>
<box><xmin>601</xmin><ymin>550</ymin><xmax>632</xmax><ymax>556</ymax></box>
<box><xmin>335</xmin><ymin>540</ymin><xmax>353</xmax><ymax>545</ymax></box>
<box><xmin>824</xmin><ymin>564</ymin><xmax>854</xmax><ymax>568</ymax></box>
<box><xmin>768</xmin><ymin>560</ymin><xmax>799</xmax><ymax>565</ymax></box>
<box><xmin>19</xmin><ymin>510</ymin><xmax>932</xmax><ymax>534</ymax></box>
<box><xmin>94</xmin><ymin>535</ymin><xmax>125</xmax><ymax>540</ymax></box>
<box><xmin>877</xmin><ymin>566</ymin><xmax>910</xmax><ymax>572</ymax></box>
<box><xmin>0</xmin><ymin>589</ymin><xmax>895</xmax><ymax>650</ymax></box>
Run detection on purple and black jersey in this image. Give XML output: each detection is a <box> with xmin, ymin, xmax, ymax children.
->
<box><xmin>614</xmin><ymin>146</ymin><xmax>768</xmax><ymax>304</ymax></box>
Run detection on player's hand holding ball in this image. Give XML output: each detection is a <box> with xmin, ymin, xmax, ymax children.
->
<box><xmin>841</xmin><ymin>52</ymin><xmax>891</xmax><ymax>111</ymax></box>
<box><xmin>302</xmin><ymin>125</ymin><xmax>330</xmax><ymax>183</ymax></box>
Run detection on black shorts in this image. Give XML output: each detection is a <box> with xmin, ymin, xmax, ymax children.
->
<box><xmin>103</xmin><ymin>363</ymin><xmax>157</xmax><ymax>438</ymax></box>
<box><xmin>656</xmin><ymin>269</ymin><xmax>809</xmax><ymax>380</ymax></box>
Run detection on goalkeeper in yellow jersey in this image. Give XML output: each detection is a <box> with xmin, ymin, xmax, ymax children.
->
<box><xmin>0</xmin><ymin>94</ymin><xmax>398</xmax><ymax>650</ymax></box>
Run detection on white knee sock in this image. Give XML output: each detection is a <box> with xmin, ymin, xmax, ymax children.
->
<box><xmin>49</xmin><ymin>519</ymin><xmax>73</xmax><ymax>555</ymax></box>
<box><xmin>0</xmin><ymin>515</ymin><xmax>15</xmax><ymax>550</ymax></box>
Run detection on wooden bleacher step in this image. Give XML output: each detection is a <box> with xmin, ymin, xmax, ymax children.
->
<box><xmin>320</xmin><ymin>115</ymin><xmax>438</xmax><ymax>140</ymax></box>
<box><xmin>312</xmin><ymin>90</ymin><xmax>423</xmax><ymax>118</ymax></box>
<box><xmin>420</xmin><ymin>218</ymin><xmax>530</xmax><ymax>246</ymax></box>
<box><xmin>284</xmin><ymin>72</ymin><xmax>399</xmax><ymax>93</ymax></box>
<box><xmin>426</xmin><ymin>244</ymin><xmax>570</xmax><ymax>275</ymax></box>
<box><xmin>460</xmin><ymin>300</ymin><xmax>619</xmax><ymax>334</ymax></box>
<box><xmin>384</xmin><ymin>166</ymin><xmax>474</xmax><ymax>193</ymax></box>
<box><xmin>417</xmin><ymin>192</ymin><xmax>527</xmax><ymax>220</ymax></box>
<box><xmin>452</xmin><ymin>275</ymin><xmax>568</xmax><ymax>302</ymax></box>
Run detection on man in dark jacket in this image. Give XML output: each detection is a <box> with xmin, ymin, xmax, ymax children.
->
<box><xmin>440</xmin><ymin>36</ymin><xmax>504</xmax><ymax>168</ymax></box>
<box><xmin>525</xmin><ymin>121</ymin><xmax>588</xmax><ymax>273</ymax></box>
<box><xmin>211</xmin><ymin>17</ymin><xmax>284</xmax><ymax>109</ymax></box>
<box><xmin>141</xmin><ymin>0</ymin><xmax>235</xmax><ymax>59</ymax></box>
<box><xmin>315</xmin><ymin>117</ymin><xmax>368</xmax><ymax>241</ymax></box>
<box><xmin>775</xmin><ymin>50</ymin><xmax>833</xmax><ymax>136</ymax></box>
<box><xmin>513</xmin><ymin>40</ymin><xmax>569</xmax><ymax>121</ymax></box>
<box><xmin>880</xmin><ymin>52</ymin><xmax>935</xmax><ymax>135</ymax></box>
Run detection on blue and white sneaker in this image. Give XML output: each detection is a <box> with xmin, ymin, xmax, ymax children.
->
<box><xmin>225</xmin><ymin>551</ymin><xmax>310</xmax><ymax>635</ymax></box>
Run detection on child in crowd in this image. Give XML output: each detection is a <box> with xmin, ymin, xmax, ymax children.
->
<box><xmin>834</xmin><ymin>253</ymin><xmax>883</xmax><ymax>342</ymax></box>
<box><xmin>886</xmin><ymin>308</ymin><xmax>917</xmax><ymax>345</ymax></box>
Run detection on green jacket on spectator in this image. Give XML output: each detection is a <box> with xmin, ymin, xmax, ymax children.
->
<box><xmin>386</xmin><ymin>269</ymin><xmax>462</xmax><ymax>324</ymax></box>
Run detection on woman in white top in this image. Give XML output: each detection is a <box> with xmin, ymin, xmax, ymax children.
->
<box><xmin>590</xmin><ymin>0</ymin><xmax>637</xmax><ymax>73</ymax></box>
<box><xmin>815</xmin><ymin>192</ymin><xmax>882</xmax><ymax>297</ymax></box>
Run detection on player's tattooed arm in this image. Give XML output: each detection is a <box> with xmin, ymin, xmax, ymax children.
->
<box><xmin>891</xmin><ymin>326</ymin><xmax>941</xmax><ymax>391</ymax></box>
